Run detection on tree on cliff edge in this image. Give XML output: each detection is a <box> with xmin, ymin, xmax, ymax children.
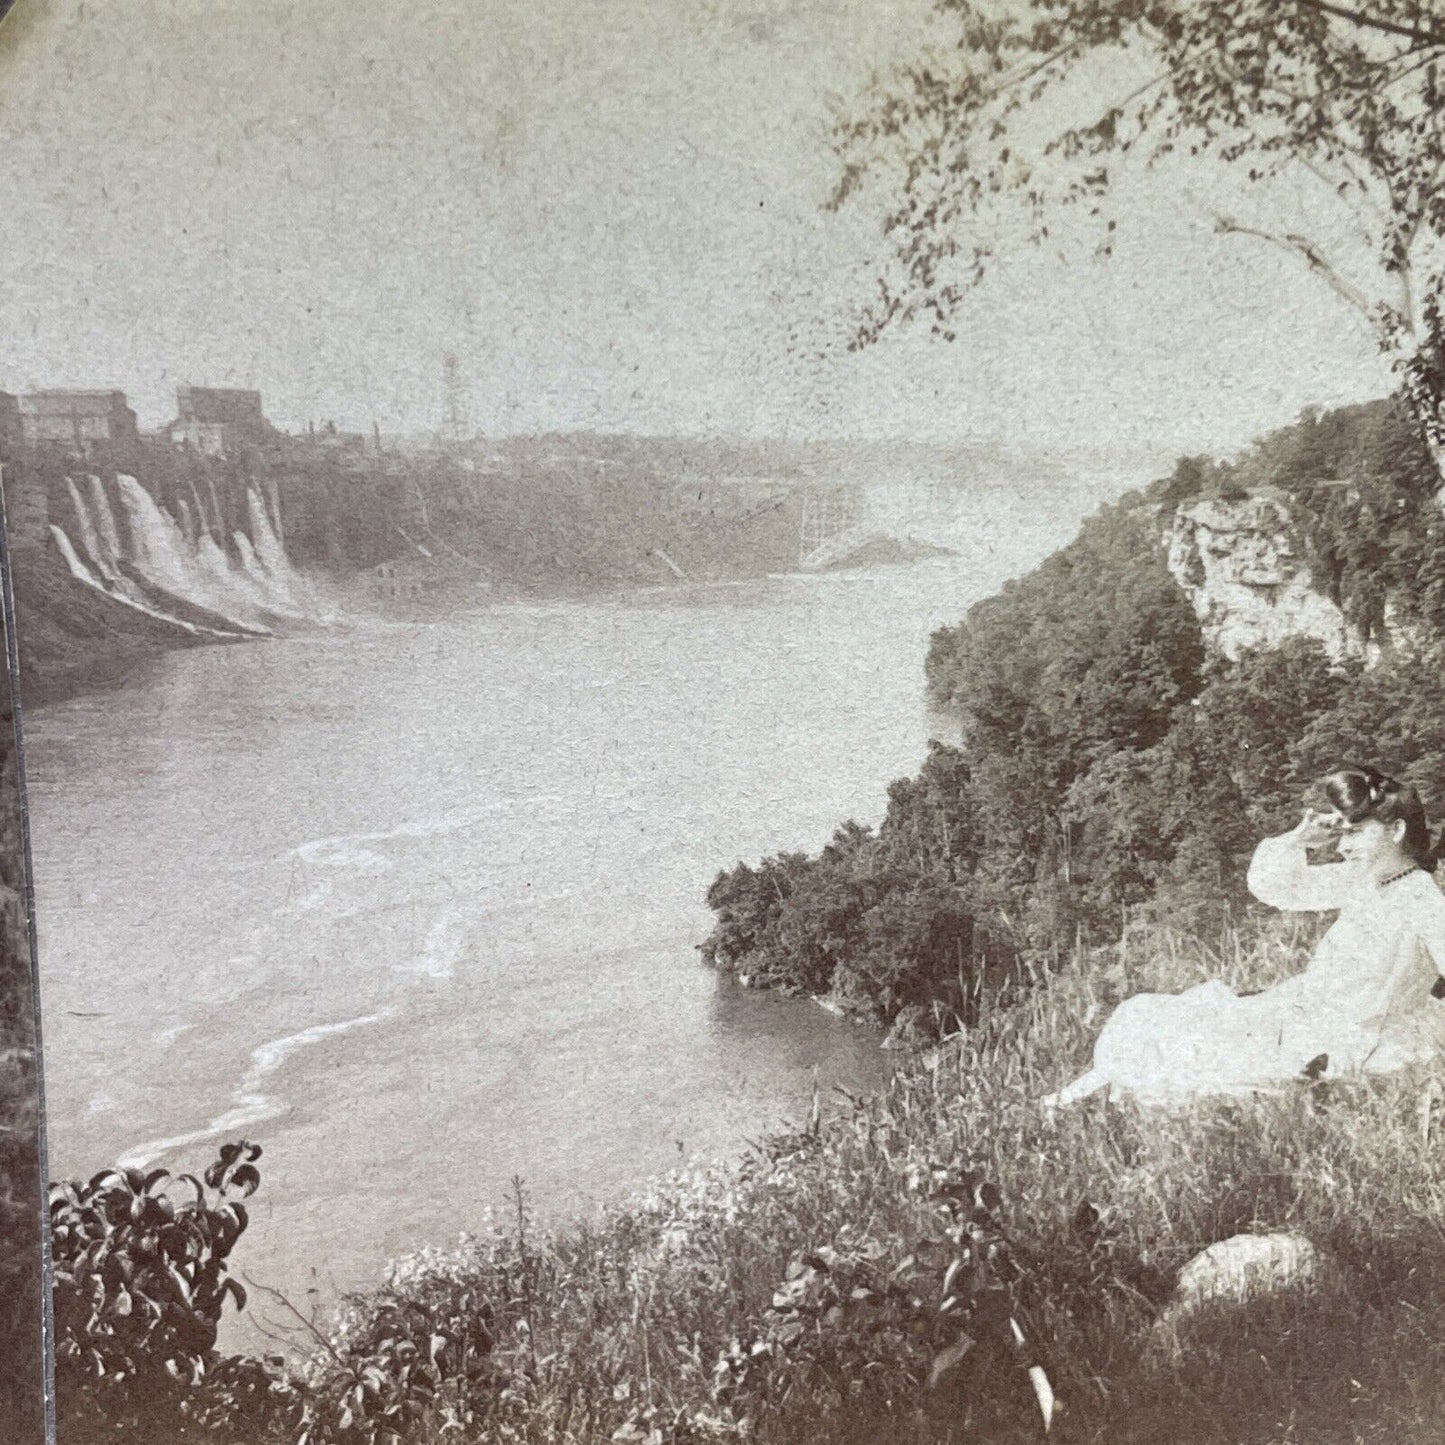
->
<box><xmin>829</xmin><ymin>0</ymin><xmax>1445</xmax><ymax>479</ymax></box>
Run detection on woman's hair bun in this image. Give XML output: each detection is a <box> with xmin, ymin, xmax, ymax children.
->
<box><xmin>1320</xmin><ymin>763</ymin><xmax>1435</xmax><ymax>869</ymax></box>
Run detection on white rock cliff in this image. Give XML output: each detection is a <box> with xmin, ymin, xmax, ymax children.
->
<box><xmin>1165</xmin><ymin>493</ymin><xmax>1365</xmax><ymax>662</ymax></box>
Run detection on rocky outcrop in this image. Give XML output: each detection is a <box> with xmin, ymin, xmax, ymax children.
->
<box><xmin>1165</xmin><ymin>493</ymin><xmax>1364</xmax><ymax>662</ymax></box>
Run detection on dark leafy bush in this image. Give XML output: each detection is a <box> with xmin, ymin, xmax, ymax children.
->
<box><xmin>294</xmin><ymin>1248</ymin><xmax>519</xmax><ymax>1445</ymax></box>
<box><xmin>1064</xmin><ymin>639</ymin><xmax>1353</xmax><ymax>921</ymax></box>
<box><xmin>703</xmin><ymin>745</ymin><xmax>994</xmax><ymax>1024</ymax></box>
<box><xmin>715</xmin><ymin>1159</ymin><xmax>1057</xmax><ymax>1442</ymax></box>
<box><xmin>50</xmin><ymin>1140</ymin><xmax>298</xmax><ymax>1442</ymax></box>
<box><xmin>1289</xmin><ymin>644</ymin><xmax>1445</xmax><ymax>816</ymax></box>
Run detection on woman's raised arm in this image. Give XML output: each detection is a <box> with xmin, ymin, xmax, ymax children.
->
<box><xmin>1246</xmin><ymin>816</ymin><xmax>1348</xmax><ymax>913</ymax></box>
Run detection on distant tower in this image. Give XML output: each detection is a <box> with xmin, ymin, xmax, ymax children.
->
<box><xmin>440</xmin><ymin>354</ymin><xmax>470</xmax><ymax>445</ymax></box>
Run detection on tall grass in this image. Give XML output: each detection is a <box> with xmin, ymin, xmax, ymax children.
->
<box><xmin>260</xmin><ymin>912</ymin><xmax>1445</xmax><ymax>1444</ymax></box>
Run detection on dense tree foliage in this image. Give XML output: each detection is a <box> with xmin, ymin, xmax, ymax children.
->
<box><xmin>706</xmin><ymin>398</ymin><xmax>1445</xmax><ymax>1027</ymax></box>
<box><xmin>1064</xmin><ymin>640</ymin><xmax>1351</xmax><ymax>922</ymax></box>
<box><xmin>927</xmin><ymin>498</ymin><xmax>1205</xmax><ymax>858</ymax></box>
<box><xmin>704</xmin><ymin>746</ymin><xmax>984</xmax><ymax>1022</ymax></box>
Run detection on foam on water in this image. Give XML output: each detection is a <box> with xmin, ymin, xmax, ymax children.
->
<box><xmin>291</xmin><ymin>879</ymin><xmax>335</xmax><ymax>912</ymax></box>
<box><xmin>410</xmin><ymin>906</ymin><xmax>470</xmax><ymax>979</ymax></box>
<box><xmin>117</xmin><ymin>1011</ymin><xmax>392</xmax><ymax>1170</ymax></box>
<box><xmin>394</xmin><ymin>892</ymin><xmax>577</xmax><ymax>978</ymax></box>
<box><xmin>296</xmin><ymin>841</ymin><xmax>394</xmax><ymax>874</ymax></box>
<box><xmin>289</xmin><ymin>797</ymin><xmax>569</xmax><ymax>869</ymax></box>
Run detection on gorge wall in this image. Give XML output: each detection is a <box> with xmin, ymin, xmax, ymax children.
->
<box><xmin>0</xmin><ymin>437</ymin><xmax>815</xmax><ymax>703</ymax></box>
<box><xmin>2</xmin><ymin>428</ymin><xmax>1107</xmax><ymax>706</ymax></box>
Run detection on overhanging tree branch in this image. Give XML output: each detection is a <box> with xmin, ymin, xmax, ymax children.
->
<box><xmin>1291</xmin><ymin>0</ymin><xmax>1445</xmax><ymax>50</ymax></box>
<box><xmin>1214</xmin><ymin>214</ymin><xmax>1383</xmax><ymax>325</ymax></box>
<box><xmin>831</xmin><ymin>1</ymin><xmax>1445</xmax><ymax>478</ymax></box>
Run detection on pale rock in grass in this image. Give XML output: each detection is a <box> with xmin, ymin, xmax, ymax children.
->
<box><xmin>1149</xmin><ymin>1232</ymin><xmax>1334</xmax><ymax>1361</ymax></box>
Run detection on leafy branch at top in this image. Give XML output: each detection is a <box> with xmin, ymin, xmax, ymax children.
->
<box><xmin>829</xmin><ymin>0</ymin><xmax>1445</xmax><ymax>471</ymax></box>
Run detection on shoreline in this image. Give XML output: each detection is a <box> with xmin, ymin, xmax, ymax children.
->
<box><xmin>17</xmin><ymin>546</ymin><xmax>965</xmax><ymax>712</ymax></box>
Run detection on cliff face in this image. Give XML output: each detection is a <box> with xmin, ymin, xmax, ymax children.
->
<box><xmin>0</xmin><ymin>434</ymin><xmax>828</xmax><ymax>703</ymax></box>
<box><xmin>1164</xmin><ymin>493</ymin><xmax>1367</xmax><ymax>663</ymax></box>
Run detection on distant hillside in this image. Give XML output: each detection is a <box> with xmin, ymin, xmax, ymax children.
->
<box><xmin>395</xmin><ymin>429</ymin><xmax>1135</xmax><ymax>494</ymax></box>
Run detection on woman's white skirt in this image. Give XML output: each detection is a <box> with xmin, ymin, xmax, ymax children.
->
<box><xmin>1046</xmin><ymin>977</ymin><xmax>1341</xmax><ymax>1108</ymax></box>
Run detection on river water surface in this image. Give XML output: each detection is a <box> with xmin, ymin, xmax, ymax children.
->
<box><xmin>26</xmin><ymin>554</ymin><xmax>1015</xmax><ymax>1343</ymax></box>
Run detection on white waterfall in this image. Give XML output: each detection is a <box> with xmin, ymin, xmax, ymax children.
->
<box><xmin>205</xmin><ymin>477</ymin><xmax>227</xmax><ymax>542</ymax></box>
<box><xmin>67</xmin><ymin>476</ymin><xmax>158</xmax><ymax>611</ymax></box>
<box><xmin>243</xmin><ymin>486</ymin><xmax>307</xmax><ymax>612</ymax></box>
<box><xmin>66</xmin><ymin>478</ymin><xmax>118</xmax><ymax>583</ymax></box>
<box><xmin>265</xmin><ymin>476</ymin><xmax>285</xmax><ymax>553</ymax></box>
<box><xmin>233</xmin><ymin>532</ymin><xmax>267</xmax><ymax>589</ymax></box>
<box><xmin>186</xmin><ymin>477</ymin><xmax>213</xmax><ymax>540</ymax></box>
<box><xmin>51</xmin><ymin>471</ymin><xmax>327</xmax><ymax>642</ymax></box>
<box><xmin>199</xmin><ymin>530</ymin><xmax>279</xmax><ymax>618</ymax></box>
<box><xmin>86</xmin><ymin>474</ymin><xmax>124</xmax><ymax>566</ymax></box>
<box><xmin>49</xmin><ymin>525</ymin><xmax>106</xmax><ymax>594</ymax></box>
<box><xmin>48</xmin><ymin>525</ymin><xmax>241</xmax><ymax>638</ymax></box>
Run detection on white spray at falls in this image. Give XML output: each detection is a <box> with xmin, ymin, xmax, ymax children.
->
<box><xmin>50</xmin><ymin>472</ymin><xmax>326</xmax><ymax>640</ymax></box>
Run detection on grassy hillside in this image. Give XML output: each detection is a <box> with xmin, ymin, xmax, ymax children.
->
<box><xmin>50</xmin><ymin>915</ymin><xmax>1445</xmax><ymax>1444</ymax></box>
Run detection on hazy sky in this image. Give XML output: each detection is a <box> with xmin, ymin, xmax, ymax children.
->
<box><xmin>0</xmin><ymin>0</ymin><xmax>1398</xmax><ymax>453</ymax></box>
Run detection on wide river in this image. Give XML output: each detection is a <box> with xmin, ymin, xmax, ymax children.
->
<box><xmin>24</xmin><ymin>551</ymin><xmax>1024</xmax><ymax>1345</ymax></box>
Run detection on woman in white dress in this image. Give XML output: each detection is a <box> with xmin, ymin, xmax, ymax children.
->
<box><xmin>1044</xmin><ymin>765</ymin><xmax>1445</xmax><ymax>1108</ymax></box>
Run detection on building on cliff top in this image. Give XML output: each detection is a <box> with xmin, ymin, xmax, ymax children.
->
<box><xmin>168</xmin><ymin>385</ymin><xmax>278</xmax><ymax>457</ymax></box>
<box><xmin>17</xmin><ymin>390</ymin><xmax>139</xmax><ymax>452</ymax></box>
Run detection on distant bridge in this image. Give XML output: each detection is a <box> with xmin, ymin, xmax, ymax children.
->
<box><xmin>797</xmin><ymin>485</ymin><xmax>869</xmax><ymax>569</ymax></box>
<box><xmin>796</xmin><ymin>480</ymin><xmax>973</xmax><ymax>569</ymax></box>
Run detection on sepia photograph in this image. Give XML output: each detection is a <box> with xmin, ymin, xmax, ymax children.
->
<box><xmin>6</xmin><ymin>1</ymin><xmax>1445</xmax><ymax>1441</ymax></box>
